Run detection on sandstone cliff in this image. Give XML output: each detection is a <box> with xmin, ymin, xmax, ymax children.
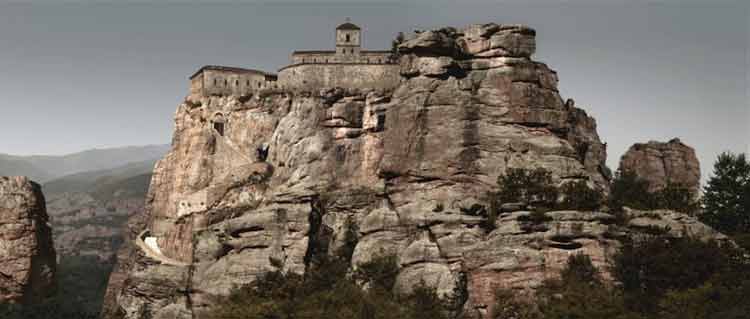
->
<box><xmin>0</xmin><ymin>176</ymin><xmax>56</xmax><ymax>304</ymax></box>
<box><xmin>619</xmin><ymin>138</ymin><xmax>701</xmax><ymax>194</ymax></box>
<box><xmin>102</xmin><ymin>23</ymin><xmax>720</xmax><ymax>319</ymax></box>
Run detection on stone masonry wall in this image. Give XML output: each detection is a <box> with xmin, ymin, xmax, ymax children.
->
<box><xmin>278</xmin><ymin>63</ymin><xmax>400</xmax><ymax>92</ymax></box>
<box><xmin>192</xmin><ymin>70</ymin><xmax>276</xmax><ymax>97</ymax></box>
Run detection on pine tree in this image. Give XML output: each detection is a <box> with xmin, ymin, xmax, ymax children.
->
<box><xmin>701</xmin><ymin>152</ymin><xmax>750</xmax><ymax>234</ymax></box>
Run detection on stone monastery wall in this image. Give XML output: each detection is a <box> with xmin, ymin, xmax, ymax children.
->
<box><xmin>189</xmin><ymin>21</ymin><xmax>399</xmax><ymax>96</ymax></box>
<box><xmin>278</xmin><ymin>63</ymin><xmax>399</xmax><ymax>92</ymax></box>
<box><xmin>291</xmin><ymin>50</ymin><xmax>392</xmax><ymax>64</ymax></box>
<box><xmin>190</xmin><ymin>68</ymin><xmax>277</xmax><ymax>97</ymax></box>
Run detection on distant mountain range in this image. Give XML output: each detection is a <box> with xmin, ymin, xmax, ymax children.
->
<box><xmin>37</xmin><ymin>147</ymin><xmax>169</xmax><ymax>266</ymax></box>
<box><xmin>0</xmin><ymin>144</ymin><xmax>170</xmax><ymax>183</ymax></box>
<box><xmin>42</xmin><ymin>159</ymin><xmax>158</xmax><ymax>200</ymax></box>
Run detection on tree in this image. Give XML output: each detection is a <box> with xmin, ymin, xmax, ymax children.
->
<box><xmin>558</xmin><ymin>180</ymin><xmax>604</xmax><ymax>211</ymax></box>
<box><xmin>390</xmin><ymin>32</ymin><xmax>406</xmax><ymax>61</ymax></box>
<box><xmin>613</xmin><ymin>236</ymin><xmax>732</xmax><ymax>315</ymax></box>
<box><xmin>608</xmin><ymin>169</ymin><xmax>657</xmax><ymax>212</ymax></box>
<box><xmin>209</xmin><ymin>254</ymin><xmax>452</xmax><ymax>319</ymax></box>
<box><xmin>653</xmin><ymin>182</ymin><xmax>700</xmax><ymax>215</ymax></box>
<box><xmin>535</xmin><ymin>254</ymin><xmax>639</xmax><ymax>319</ymax></box>
<box><xmin>496</xmin><ymin>168</ymin><xmax>558</xmax><ymax>207</ymax></box>
<box><xmin>609</xmin><ymin>170</ymin><xmax>699</xmax><ymax>215</ymax></box>
<box><xmin>701</xmin><ymin>152</ymin><xmax>750</xmax><ymax>234</ymax></box>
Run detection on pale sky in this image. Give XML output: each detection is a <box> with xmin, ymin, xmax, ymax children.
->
<box><xmin>0</xmin><ymin>0</ymin><xmax>747</xmax><ymax>181</ymax></box>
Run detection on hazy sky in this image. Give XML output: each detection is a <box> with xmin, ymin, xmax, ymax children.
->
<box><xmin>0</xmin><ymin>0</ymin><xmax>747</xmax><ymax>181</ymax></box>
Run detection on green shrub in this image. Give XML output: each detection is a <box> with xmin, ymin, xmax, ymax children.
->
<box><xmin>487</xmin><ymin>236</ymin><xmax>750</xmax><ymax>319</ymax></box>
<box><xmin>558</xmin><ymin>180</ymin><xmax>604</xmax><ymax>211</ymax></box>
<box><xmin>354</xmin><ymin>254</ymin><xmax>400</xmax><ymax>293</ymax></box>
<box><xmin>491</xmin><ymin>289</ymin><xmax>538</xmax><ymax>319</ymax></box>
<box><xmin>534</xmin><ymin>254</ymin><xmax>639</xmax><ymax>319</ymax></box>
<box><xmin>608</xmin><ymin>170</ymin><xmax>657</xmax><ymax>211</ymax></box>
<box><xmin>479</xmin><ymin>195</ymin><xmax>499</xmax><ymax>232</ymax></box>
<box><xmin>559</xmin><ymin>253</ymin><xmax>600</xmax><ymax>283</ymax></box>
<box><xmin>609</xmin><ymin>170</ymin><xmax>699</xmax><ymax>214</ymax></box>
<box><xmin>613</xmin><ymin>236</ymin><xmax>734</xmax><ymax>314</ymax></box>
<box><xmin>653</xmin><ymin>182</ymin><xmax>700</xmax><ymax>215</ymax></box>
<box><xmin>400</xmin><ymin>281</ymin><xmax>450</xmax><ymax>319</ymax></box>
<box><xmin>496</xmin><ymin>168</ymin><xmax>558</xmax><ymax>207</ymax></box>
<box><xmin>518</xmin><ymin>209</ymin><xmax>553</xmax><ymax>224</ymax></box>
<box><xmin>0</xmin><ymin>301</ymin><xmax>98</xmax><ymax>319</ymax></box>
<box><xmin>208</xmin><ymin>254</ymin><xmax>452</xmax><ymax>319</ymax></box>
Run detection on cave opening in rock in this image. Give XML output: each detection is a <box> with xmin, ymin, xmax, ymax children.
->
<box><xmin>214</xmin><ymin>121</ymin><xmax>225</xmax><ymax>136</ymax></box>
<box><xmin>376</xmin><ymin>113</ymin><xmax>386</xmax><ymax>132</ymax></box>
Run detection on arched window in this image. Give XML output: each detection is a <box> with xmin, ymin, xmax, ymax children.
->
<box><xmin>224</xmin><ymin>79</ymin><xmax>228</xmax><ymax>86</ymax></box>
<box><xmin>346</xmin><ymin>34</ymin><xmax>350</xmax><ymax>42</ymax></box>
<box><xmin>235</xmin><ymin>80</ymin><xmax>239</xmax><ymax>86</ymax></box>
<box><xmin>258</xmin><ymin>82</ymin><xmax>261</xmax><ymax>88</ymax></box>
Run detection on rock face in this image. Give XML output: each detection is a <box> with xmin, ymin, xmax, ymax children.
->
<box><xmin>619</xmin><ymin>138</ymin><xmax>701</xmax><ymax>194</ymax></box>
<box><xmin>0</xmin><ymin>176</ymin><xmax>56</xmax><ymax>304</ymax></box>
<box><xmin>102</xmin><ymin>23</ymin><xmax>720</xmax><ymax>319</ymax></box>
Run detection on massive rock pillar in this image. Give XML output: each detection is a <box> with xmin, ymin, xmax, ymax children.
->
<box><xmin>0</xmin><ymin>176</ymin><xmax>56</xmax><ymax>304</ymax></box>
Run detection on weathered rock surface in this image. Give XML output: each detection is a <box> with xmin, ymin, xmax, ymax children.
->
<box><xmin>619</xmin><ymin>138</ymin><xmax>701</xmax><ymax>194</ymax></box>
<box><xmin>0</xmin><ymin>176</ymin><xmax>56</xmax><ymax>304</ymax></box>
<box><xmin>102</xmin><ymin>23</ymin><xmax>721</xmax><ymax>319</ymax></box>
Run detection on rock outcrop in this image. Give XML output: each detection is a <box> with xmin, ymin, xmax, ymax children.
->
<box><xmin>0</xmin><ymin>176</ymin><xmax>56</xmax><ymax>304</ymax></box>
<box><xmin>619</xmin><ymin>138</ymin><xmax>701</xmax><ymax>194</ymax></box>
<box><xmin>102</xmin><ymin>23</ymin><xmax>720</xmax><ymax>319</ymax></box>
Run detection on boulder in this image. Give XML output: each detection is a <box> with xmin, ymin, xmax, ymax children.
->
<box><xmin>619</xmin><ymin>138</ymin><xmax>701</xmax><ymax>195</ymax></box>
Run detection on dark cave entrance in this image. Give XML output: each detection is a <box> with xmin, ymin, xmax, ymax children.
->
<box><xmin>213</xmin><ymin>121</ymin><xmax>225</xmax><ymax>136</ymax></box>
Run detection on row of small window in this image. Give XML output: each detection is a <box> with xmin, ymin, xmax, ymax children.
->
<box><xmin>213</xmin><ymin>78</ymin><xmax>265</xmax><ymax>88</ymax></box>
<box><xmin>300</xmin><ymin>57</ymin><xmax>387</xmax><ymax>64</ymax></box>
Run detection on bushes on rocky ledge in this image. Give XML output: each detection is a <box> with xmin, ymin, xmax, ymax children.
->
<box><xmin>495</xmin><ymin>168</ymin><xmax>559</xmax><ymax>209</ymax></box>
<box><xmin>490</xmin><ymin>167</ymin><xmax>606</xmax><ymax>218</ymax></box>
<box><xmin>609</xmin><ymin>170</ymin><xmax>698</xmax><ymax>215</ymax></box>
<box><xmin>208</xmin><ymin>254</ymin><xmax>454</xmax><ymax>319</ymax></box>
<box><xmin>491</xmin><ymin>236</ymin><xmax>749</xmax><ymax>319</ymax></box>
<box><xmin>558</xmin><ymin>180</ymin><xmax>605</xmax><ymax>211</ymax></box>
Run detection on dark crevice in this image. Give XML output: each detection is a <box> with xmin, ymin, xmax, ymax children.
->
<box><xmin>303</xmin><ymin>196</ymin><xmax>332</xmax><ymax>269</ymax></box>
<box><xmin>229</xmin><ymin>226</ymin><xmax>265</xmax><ymax>238</ymax></box>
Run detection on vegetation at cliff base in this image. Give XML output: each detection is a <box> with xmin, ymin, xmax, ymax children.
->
<box><xmin>0</xmin><ymin>255</ymin><xmax>112</xmax><ymax>319</ymax></box>
<box><xmin>491</xmin><ymin>236</ymin><xmax>749</xmax><ymax>319</ymax></box>
<box><xmin>208</xmin><ymin>254</ymin><xmax>455</xmax><ymax>319</ymax></box>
